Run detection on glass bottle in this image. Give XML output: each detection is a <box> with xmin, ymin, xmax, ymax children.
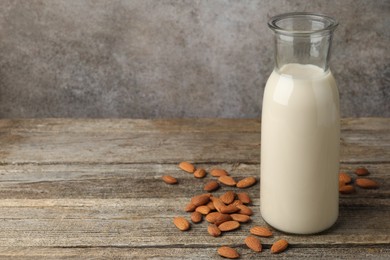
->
<box><xmin>260</xmin><ymin>12</ymin><xmax>340</xmax><ymax>234</ymax></box>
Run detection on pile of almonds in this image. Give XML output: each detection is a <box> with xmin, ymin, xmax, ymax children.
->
<box><xmin>339</xmin><ymin>167</ymin><xmax>379</xmax><ymax>194</ymax></box>
<box><xmin>163</xmin><ymin>161</ymin><xmax>288</xmax><ymax>258</ymax></box>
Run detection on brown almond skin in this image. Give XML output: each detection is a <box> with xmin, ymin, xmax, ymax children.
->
<box><xmin>204</xmin><ymin>180</ymin><xmax>220</xmax><ymax>192</ymax></box>
<box><xmin>184</xmin><ymin>203</ymin><xmax>197</xmax><ymax>212</ymax></box>
<box><xmin>220</xmin><ymin>191</ymin><xmax>236</xmax><ymax>204</ymax></box>
<box><xmin>205</xmin><ymin>212</ymin><xmax>223</xmax><ymax>223</ymax></box>
<box><xmin>191</xmin><ymin>194</ymin><xmax>210</xmax><ymax>206</ymax></box>
<box><xmin>245</xmin><ymin>235</ymin><xmax>262</xmax><ymax>252</ymax></box>
<box><xmin>236</xmin><ymin>176</ymin><xmax>257</xmax><ymax>188</ymax></box>
<box><xmin>230</xmin><ymin>213</ymin><xmax>251</xmax><ymax>223</ymax></box>
<box><xmin>194</xmin><ymin>168</ymin><xmax>207</xmax><ymax>178</ymax></box>
<box><xmin>355</xmin><ymin>167</ymin><xmax>370</xmax><ymax>176</ymax></box>
<box><xmin>237</xmin><ymin>192</ymin><xmax>251</xmax><ymax>204</ymax></box>
<box><xmin>250</xmin><ymin>226</ymin><xmax>273</xmax><ymax>237</ymax></box>
<box><xmin>218</xmin><ymin>220</ymin><xmax>240</xmax><ymax>231</ymax></box>
<box><xmin>218</xmin><ymin>175</ymin><xmax>237</xmax><ymax>186</ymax></box>
<box><xmin>162</xmin><ymin>175</ymin><xmax>178</xmax><ymax>184</ymax></box>
<box><xmin>191</xmin><ymin>211</ymin><xmax>203</xmax><ymax>223</ymax></box>
<box><xmin>339</xmin><ymin>172</ymin><xmax>352</xmax><ymax>184</ymax></box>
<box><xmin>207</xmin><ymin>224</ymin><xmax>221</xmax><ymax>237</ymax></box>
<box><xmin>232</xmin><ymin>200</ymin><xmax>243</xmax><ymax>206</ymax></box>
<box><xmin>217</xmin><ymin>246</ymin><xmax>239</xmax><ymax>259</ymax></box>
<box><xmin>237</xmin><ymin>204</ymin><xmax>253</xmax><ymax>216</ymax></box>
<box><xmin>339</xmin><ymin>184</ymin><xmax>355</xmax><ymax>194</ymax></box>
<box><xmin>355</xmin><ymin>178</ymin><xmax>379</xmax><ymax>189</ymax></box>
<box><xmin>178</xmin><ymin>161</ymin><xmax>195</xmax><ymax>173</ymax></box>
<box><xmin>207</xmin><ymin>201</ymin><xmax>216</xmax><ymax>211</ymax></box>
<box><xmin>214</xmin><ymin>214</ymin><xmax>233</xmax><ymax>226</ymax></box>
<box><xmin>271</xmin><ymin>239</ymin><xmax>288</xmax><ymax>254</ymax></box>
<box><xmin>196</xmin><ymin>205</ymin><xmax>211</xmax><ymax>215</ymax></box>
<box><xmin>220</xmin><ymin>204</ymin><xmax>240</xmax><ymax>214</ymax></box>
<box><xmin>173</xmin><ymin>217</ymin><xmax>190</xmax><ymax>231</ymax></box>
<box><xmin>210</xmin><ymin>197</ymin><xmax>226</xmax><ymax>212</ymax></box>
<box><xmin>211</xmin><ymin>169</ymin><xmax>228</xmax><ymax>177</ymax></box>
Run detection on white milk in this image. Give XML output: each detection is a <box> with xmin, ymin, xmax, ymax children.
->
<box><xmin>260</xmin><ymin>63</ymin><xmax>340</xmax><ymax>234</ymax></box>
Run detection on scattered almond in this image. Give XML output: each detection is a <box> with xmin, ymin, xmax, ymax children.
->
<box><xmin>230</xmin><ymin>214</ymin><xmax>251</xmax><ymax>223</ymax></box>
<box><xmin>339</xmin><ymin>184</ymin><xmax>355</xmax><ymax>194</ymax></box>
<box><xmin>236</xmin><ymin>176</ymin><xmax>257</xmax><ymax>188</ymax></box>
<box><xmin>271</xmin><ymin>239</ymin><xmax>288</xmax><ymax>254</ymax></box>
<box><xmin>191</xmin><ymin>194</ymin><xmax>210</xmax><ymax>206</ymax></box>
<box><xmin>184</xmin><ymin>202</ymin><xmax>197</xmax><ymax>212</ymax></box>
<box><xmin>232</xmin><ymin>199</ymin><xmax>243</xmax><ymax>206</ymax></box>
<box><xmin>245</xmin><ymin>235</ymin><xmax>262</xmax><ymax>252</ymax></box>
<box><xmin>339</xmin><ymin>172</ymin><xmax>352</xmax><ymax>184</ymax></box>
<box><xmin>196</xmin><ymin>205</ymin><xmax>211</xmax><ymax>215</ymax></box>
<box><xmin>191</xmin><ymin>211</ymin><xmax>203</xmax><ymax>223</ymax></box>
<box><xmin>220</xmin><ymin>191</ymin><xmax>236</xmax><ymax>204</ymax></box>
<box><xmin>217</xmin><ymin>246</ymin><xmax>239</xmax><ymax>259</ymax></box>
<box><xmin>162</xmin><ymin>175</ymin><xmax>178</xmax><ymax>184</ymax></box>
<box><xmin>355</xmin><ymin>178</ymin><xmax>379</xmax><ymax>189</ymax></box>
<box><xmin>205</xmin><ymin>212</ymin><xmax>223</xmax><ymax>223</ymax></box>
<box><xmin>211</xmin><ymin>168</ymin><xmax>228</xmax><ymax>177</ymax></box>
<box><xmin>204</xmin><ymin>180</ymin><xmax>220</xmax><ymax>192</ymax></box>
<box><xmin>173</xmin><ymin>217</ymin><xmax>190</xmax><ymax>231</ymax></box>
<box><xmin>214</xmin><ymin>214</ymin><xmax>233</xmax><ymax>226</ymax></box>
<box><xmin>179</xmin><ymin>161</ymin><xmax>195</xmax><ymax>173</ymax></box>
<box><xmin>220</xmin><ymin>204</ymin><xmax>240</xmax><ymax>214</ymax></box>
<box><xmin>210</xmin><ymin>197</ymin><xmax>226</xmax><ymax>213</ymax></box>
<box><xmin>218</xmin><ymin>175</ymin><xmax>237</xmax><ymax>186</ymax></box>
<box><xmin>218</xmin><ymin>220</ymin><xmax>240</xmax><ymax>232</ymax></box>
<box><xmin>207</xmin><ymin>201</ymin><xmax>216</xmax><ymax>211</ymax></box>
<box><xmin>355</xmin><ymin>167</ymin><xmax>370</xmax><ymax>176</ymax></box>
<box><xmin>250</xmin><ymin>226</ymin><xmax>273</xmax><ymax>237</ymax></box>
<box><xmin>237</xmin><ymin>204</ymin><xmax>253</xmax><ymax>216</ymax></box>
<box><xmin>194</xmin><ymin>168</ymin><xmax>207</xmax><ymax>178</ymax></box>
<box><xmin>208</xmin><ymin>224</ymin><xmax>221</xmax><ymax>237</ymax></box>
<box><xmin>237</xmin><ymin>192</ymin><xmax>251</xmax><ymax>204</ymax></box>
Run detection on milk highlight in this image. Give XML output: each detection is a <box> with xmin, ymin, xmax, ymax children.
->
<box><xmin>260</xmin><ymin>63</ymin><xmax>340</xmax><ymax>234</ymax></box>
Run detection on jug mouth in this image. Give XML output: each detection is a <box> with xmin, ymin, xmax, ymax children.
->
<box><xmin>268</xmin><ymin>12</ymin><xmax>338</xmax><ymax>36</ymax></box>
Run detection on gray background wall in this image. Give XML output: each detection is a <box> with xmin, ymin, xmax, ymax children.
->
<box><xmin>0</xmin><ymin>0</ymin><xmax>389</xmax><ymax>118</ymax></box>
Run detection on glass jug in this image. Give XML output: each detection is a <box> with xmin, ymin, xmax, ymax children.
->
<box><xmin>260</xmin><ymin>12</ymin><xmax>340</xmax><ymax>234</ymax></box>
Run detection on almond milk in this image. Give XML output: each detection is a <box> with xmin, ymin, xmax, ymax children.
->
<box><xmin>260</xmin><ymin>63</ymin><xmax>340</xmax><ymax>234</ymax></box>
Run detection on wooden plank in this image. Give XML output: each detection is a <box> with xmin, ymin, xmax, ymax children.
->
<box><xmin>0</xmin><ymin>118</ymin><xmax>389</xmax><ymax>164</ymax></box>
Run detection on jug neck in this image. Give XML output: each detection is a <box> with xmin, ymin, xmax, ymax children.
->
<box><xmin>268</xmin><ymin>13</ymin><xmax>338</xmax><ymax>72</ymax></box>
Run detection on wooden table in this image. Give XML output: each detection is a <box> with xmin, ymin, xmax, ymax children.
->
<box><xmin>0</xmin><ymin>118</ymin><xmax>388</xmax><ymax>259</ymax></box>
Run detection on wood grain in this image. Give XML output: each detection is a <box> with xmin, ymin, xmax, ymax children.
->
<box><xmin>0</xmin><ymin>118</ymin><xmax>388</xmax><ymax>258</ymax></box>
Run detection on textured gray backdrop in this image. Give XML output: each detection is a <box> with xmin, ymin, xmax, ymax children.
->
<box><xmin>0</xmin><ymin>0</ymin><xmax>389</xmax><ymax>118</ymax></box>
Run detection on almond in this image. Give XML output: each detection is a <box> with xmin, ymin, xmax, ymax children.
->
<box><xmin>236</xmin><ymin>176</ymin><xmax>257</xmax><ymax>188</ymax></box>
<box><xmin>230</xmin><ymin>213</ymin><xmax>251</xmax><ymax>223</ymax></box>
<box><xmin>232</xmin><ymin>199</ymin><xmax>243</xmax><ymax>206</ymax></box>
<box><xmin>207</xmin><ymin>201</ymin><xmax>216</xmax><ymax>211</ymax></box>
<box><xmin>217</xmin><ymin>246</ymin><xmax>239</xmax><ymax>259</ymax></box>
<box><xmin>207</xmin><ymin>224</ymin><xmax>221</xmax><ymax>237</ymax></box>
<box><xmin>220</xmin><ymin>204</ymin><xmax>240</xmax><ymax>214</ymax></box>
<box><xmin>191</xmin><ymin>211</ymin><xmax>202</xmax><ymax>223</ymax></box>
<box><xmin>178</xmin><ymin>161</ymin><xmax>195</xmax><ymax>173</ymax></box>
<box><xmin>210</xmin><ymin>197</ymin><xmax>226</xmax><ymax>213</ymax></box>
<box><xmin>339</xmin><ymin>184</ymin><xmax>355</xmax><ymax>194</ymax></box>
<box><xmin>184</xmin><ymin>202</ymin><xmax>197</xmax><ymax>212</ymax></box>
<box><xmin>162</xmin><ymin>175</ymin><xmax>178</xmax><ymax>184</ymax></box>
<box><xmin>194</xmin><ymin>168</ymin><xmax>207</xmax><ymax>178</ymax></box>
<box><xmin>205</xmin><ymin>212</ymin><xmax>223</xmax><ymax>223</ymax></box>
<box><xmin>218</xmin><ymin>220</ymin><xmax>240</xmax><ymax>231</ymax></box>
<box><xmin>237</xmin><ymin>192</ymin><xmax>251</xmax><ymax>204</ymax></box>
<box><xmin>220</xmin><ymin>191</ymin><xmax>236</xmax><ymax>204</ymax></box>
<box><xmin>245</xmin><ymin>235</ymin><xmax>262</xmax><ymax>252</ymax></box>
<box><xmin>196</xmin><ymin>205</ymin><xmax>211</xmax><ymax>215</ymax></box>
<box><xmin>204</xmin><ymin>180</ymin><xmax>220</xmax><ymax>192</ymax></box>
<box><xmin>173</xmin><ymin>217</ymin><xmax>190</xmax><ymax>231</ymax></box>
<box><xmin>339</xmin><ymin>172</ymin><xmax>352</xmax><ymax>184</ymax></box>
<box><xmin>250</xmin><ymin>226</ymin><xmax>273</xmax><ymax>237</ymax></box>
<box><xmin>271</xmin><ymin>239</ymin><xmax>288</xmax><ymax>254</ymax></box>
<box><xmin>218</xmin><ymin>175</ymin><xmax>237</xmax><ymax>186</ymax></box>
<box><xmin>211</xmin><ymin>168</ymin><xmax>228</xmax><ymax>177</ymax></box>
<box><xmin>355</xmin><ymin>167</ymin><xmax>370</xmax><ymax>176</ymax></box>
<box><xmin>355</xmin><ymin>178</ymin><xmax>379</xmax><ymax>189</ymax></box>
<box><xmin>191</xmin><ymin>194</ymin><xmax>210</xmax><ymax>206</ymax></box>
<box><xmin>237</xmin><ymin>204</ymin><xmax>253</xmax><ymax>216</ymax></box>
<box><xmin>214</xmin><ymin>214</ymin><xmax>233</xmax><ymax>226</ymax></box>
